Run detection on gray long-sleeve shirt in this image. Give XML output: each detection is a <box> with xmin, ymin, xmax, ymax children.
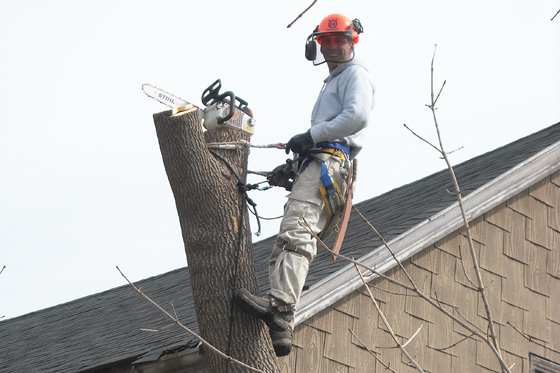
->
<box><xmin>309</xmin><ymin>58</ymin><xmax>375</xmax><ymax>158</ymax></box>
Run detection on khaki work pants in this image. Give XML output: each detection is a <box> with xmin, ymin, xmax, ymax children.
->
<box><xmin>268</xmin><ymin>153</ymin><xmax>349</xmax><ymax>307</ymax></box>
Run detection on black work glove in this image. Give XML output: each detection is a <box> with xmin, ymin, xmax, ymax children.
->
<box><xmin>267</xmin><ymin>160</ymin><xmax>296</xmax><ymax>191</ymax></box>
<box><xmin>285</xmin><ymin>130</ymin><xmax>314</xmax><ymax>155</ymax></box>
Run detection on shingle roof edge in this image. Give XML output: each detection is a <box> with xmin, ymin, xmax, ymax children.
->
<box><xmin>295</xmin><ymin>139</ymin><xmax>560</xmax><ymax>325</ymax></box>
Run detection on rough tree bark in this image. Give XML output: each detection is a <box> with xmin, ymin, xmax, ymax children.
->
<box><xmin>153</xmin><ymin>107</ymin><xmax>278</xmax><ymax>373</ymax></box>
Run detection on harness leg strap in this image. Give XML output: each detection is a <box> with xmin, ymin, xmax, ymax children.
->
<box><xmin>283</xmin><ymin>245</ymin><xmax>313</xmax><ymax>262</ymax></box>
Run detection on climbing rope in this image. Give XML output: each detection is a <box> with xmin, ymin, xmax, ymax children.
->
<box><xmin>247</xmin><ymin>170</ymin><xmax>270</xmax><ymax>177</ymax></box>
<box><xmin>207</xmin><ymin>141</ymin><xmax>285</xmax><ymax>150</ymax></box>
<box><xmin>208</xmin><ymin>140</ymin><xmax>287</xmax><ymax>222</ymax></box>
<box><xmin>208</xmin><ymin>150</ymin><xmax>261</xmax><ymax>235</ymax></box>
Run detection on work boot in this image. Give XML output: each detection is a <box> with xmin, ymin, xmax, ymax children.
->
<box><xmin>234</xmin><ymin>288</ymin><xmax>295</xmax><ymax>332</ymax></box>
<box><xmin>270</xmin><ymin>328</ymin><xmax>293</xmax><ymax>357</ymax></box>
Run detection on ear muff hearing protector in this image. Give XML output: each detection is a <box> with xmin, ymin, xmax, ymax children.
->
<box><xmin>305</xmin><ymin>26</ymin><xmax>319</xmax><ymax>61</ymax></box>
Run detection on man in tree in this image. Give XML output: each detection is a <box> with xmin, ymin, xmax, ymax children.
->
<box><xmin>235</xmin><ymin>13</ymin><xmax>376</xmax><ymax>356</ymax></box>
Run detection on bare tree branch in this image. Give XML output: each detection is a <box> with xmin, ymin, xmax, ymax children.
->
<box><xmin>352</xmin><ymin>206</ymin><xmax>421</xmax><ymax>291</ymax></box>
<box><xmin>432</xmin><ymin>79</ymin><xmax>446</xmax><ymax>108</ymax></box>
<box><xmin>507</xmin><ymin>321</ymin><xmax>560</xmax><ymax>354</ymax></box>
<box><xmin>140</xmin><ymin>323</ymin><xmax>176</xmax><ymax>333</ymax></box>
<box><xmin>351</xmin><ymin>205</ymin><xmax>506</xmax><ymax>342</ymax></box>
<box><xmin>367</xmin><ymin>282</ymin><xmax>413</xmax><ymax>297</ymax></box>
<box><xmin>287</xmin><ymin>0</ymin><xmax>317</xmax><ymax>28</ymax></box>
<box><xmin>349</xmin><ymin>329</ymin><xmax>397</xmax><ymax>372</ymax></box>
<box><xmin>116</xmin><ymin>266</ymin><xmax>266</xmax><ymax>373</ymax></box>
<box><xmin>355</xmin><ymin>262</ymin><xmax>425</xmax><ymax>372</ymax></box>
<box><xmin>454</xmin><ymin>307</ymin><xmax>486</xmax><ymax>335</ymax></box>
<box><xmin>403</xmin><ymin>123</ymin><xmax>442</xmax><ymax>155</ymax></box>
<box><xmin>304</xmin><ymin>198</ymin><xmax>514</xmax><ymax>370</ymax></box>
<box><xmin>433</xmin><ymin>333</ymin><xmax>476</xmax><ymax>352</ymax></box>
<box><xmin>391</xmin><ymin>45</ymin><xmax>518</xmax><ymax>373</ymax></box>
<box><xmin>402</xmin><ymin>325</ymin><xmax>423</xmax><ymax>348</ymax></box>
<box><xmin>413</xmin><ymin>44</ymin><xmax>510</xmax><ymax>373</ymax></box>
<box><xmin>299</xmin><ymin>218</ymin><xmax>416</xmax><ymax>292</ymax></box>
<box><xmin>457</xmin><ymin>244</ymin><xmax>478</xmax><ymax>288</ymax></box>
<box><xmin>552</xmin><ymin>8</ymin><xmax>560</xmax><ymax>21</ymax></box>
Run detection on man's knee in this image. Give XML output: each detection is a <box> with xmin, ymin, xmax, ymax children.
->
<box><xmin>283</xmin><ymin>244</ymin><xmax>313</xmax><ymax>263</ymax></box>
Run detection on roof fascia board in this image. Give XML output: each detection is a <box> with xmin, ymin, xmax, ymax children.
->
<box><xmin>296</xmin><ymin>140</ymin><xmax>560</xmax><ymax>325</ymax></box>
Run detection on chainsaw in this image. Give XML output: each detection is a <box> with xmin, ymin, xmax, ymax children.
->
<box><xmin>142</xmin><ymin>79</ymin><xmax>256</xmax><ymax>135</ymax></box>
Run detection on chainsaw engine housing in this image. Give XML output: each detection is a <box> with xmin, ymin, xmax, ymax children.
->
<box><xmin>203</xmin><ymin>101</ymin><xmax>255</xmax><ymax>135</ymax></box>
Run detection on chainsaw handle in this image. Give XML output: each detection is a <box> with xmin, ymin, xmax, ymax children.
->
<box><xmin>216</xmin><ymin>91</ymin><xmax>236</xmax><ymax>124</ymax></box>
<box><xmin>201</xmin><ymin>79</ymin><xmax>236</xmax><ymax>124</ymax></box>
<box><xmin>201</xmin><ymin>79</ymin><xmax>222</xmax><ymax>106</ymax></box>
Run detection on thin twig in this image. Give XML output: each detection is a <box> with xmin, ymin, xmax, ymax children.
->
<box><xmin>355</xmin><ymin>262</ymin><xmax>425</xmax><ymax>372</ymax></box>
<box><xmin>432</xmin><ymin>80</ymin><xmax>446</xmax><ymax>107</ymax></box>
<box><xmin>299</xmin><ymin>218</ymin><xmax>416</xmax><ymax>292</ymax></box>
<box><xmin>425</xmin><ymin>45</ymin><xmax>510</xmax><ymax>373</ymax></box>
<box><xmin>367</xmin><ymin>282</ymin><xmax>414</xmax><ymax>297</ymax></box>
<box><xmin>455</xmin><ymin>307</ymin><xmax>486</xmax><ymax>335</ymax></box>
<box><xmin>402</xmin><ymin>325</ymin><xmax>423</xmax><ymax>348</ymax></box>
<box><xmin>140</xmin><ymin>323</ymin><xmax>175</xmax><ymax>333</ymax></box>
<box><xmin>354</xmin><ymin>200</ymin><xmax>510</xmax><ymax>369</ymax></box>
<box><xmin>457</xmin><ymin>244</ymin><xmax>478</xmax><ymax>288</ymax></box>
<box><xmin>507</xmin><ymin>321</ymin><xmax>560</xmax><ymax>354</ymax></box>
<box><xmin>116</xmin><ymin>266</ymin><xmax>265</xmax><ymax>373</ymax></box>
<box><xmin>445</xmin><ymin>146</ymin><xmax>464</xmax><ymax>155</ymax></box>
<box><xmin>171</xmin><ymin>303</ymin><xmax>179</xmax><ymax>320</ymax></box>
<box><xmin>403</xmin><ymin>123</ymin><xmax>442</xmax><ymax>155</ymax></box>
<box><xmin>349</xmin><ymin>329</ymin><xmax>397</xmax><ymax>372</ymax></box>
<box><xmin>353</xmin><ymin>206</ymin><xmax>419</xmax><ymax>290</ymax></box>
<box><xmin>552</xmin><ymin>8</ymin><xmax>560</xmax><ymax>21</ymax></box>
<box><xmin>0</xmin><ymin>265</ymin><xmax>5</xmax><ymax>275</ymax></box>
<box><xmin>304</xmin><ymin>208</ymin><xmax>509</xmax><ymax>370</ymax></box>
<box><xmin>433</xmin><ymin>333</ymin><xmax>476</xmax><ymax>352</ymax></box>
<box><xmin>287</xmin><ymin>0</ymin><xmax>318</xmax><ymax>28</ymax></box>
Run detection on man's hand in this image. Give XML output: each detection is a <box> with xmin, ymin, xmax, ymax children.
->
<box><xmin>285</xmin><ymin>130</ymin><xmax>314</xmax><ymax>155</ymax></box>
<box><xmin>267</xmin><ymin>161</ymin><xmax>296</xmax><ymax>191</ymax></box>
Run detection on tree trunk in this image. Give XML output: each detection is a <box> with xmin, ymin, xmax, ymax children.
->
<box><xmin>153</xmin><ymin>108</ymin><xmax>278</xmax><ymax>373</ymax></box>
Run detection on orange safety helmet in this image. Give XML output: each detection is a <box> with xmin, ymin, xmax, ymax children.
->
<box><xmin>316</xmin><ymin>14</ymin><xmax>361</xmax><ymax>45</ymax></box>
<box><xmin>305</xmin><ymin>14</ymin><xmax>363</xmax><ymax>63</ymax></box>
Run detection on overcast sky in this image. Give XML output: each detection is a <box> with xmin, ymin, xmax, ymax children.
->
<box><xmin>1</xmin><ymin>0</ymin><xmax>559</xmax><ymax>320</ymax></box>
